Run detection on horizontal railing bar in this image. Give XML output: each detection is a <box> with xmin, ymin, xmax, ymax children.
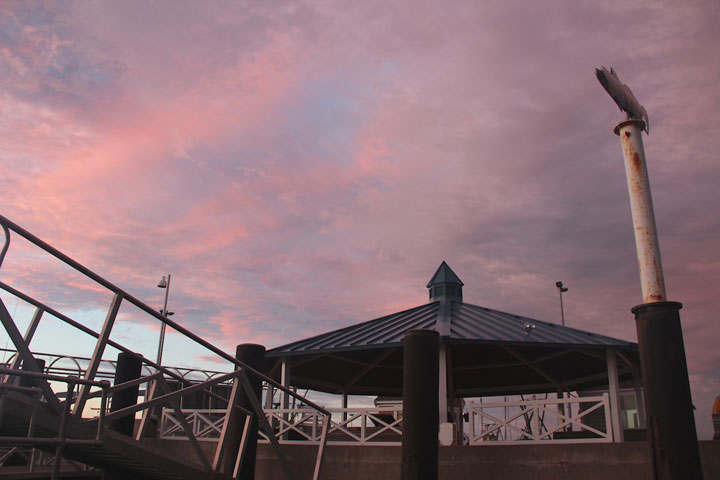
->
<box><xmin>106</xmin><ymin>372</ymin><xmax>162</xmax><ymax>394</ymax></box>
<box><xmin>0</xmin><ymin>347</ymin><xmax>232</xmax><ymax>379</ymax></box>
<box><xmin>0</xmin><ymin>437</ymin><xmax>102</xmax><ymax>447</ymax></box>
<box><xmin>90</xmin><ymin>369</ymin><xmax>246</xmax><ymax>425</ymax></box>
<box><xmin>0</xmin><ymin>384</ymin><xmax>42</xmax><ymax>395</ymax></box>
<box><xmin>467</xmin><ymin>396</ymin><xmax>606</xmax><ymax>408</ymax></box>
<box><xmin>0</xmin><ymin>367</ymin><xmax>109</xmax><ymax>389</ymax></box>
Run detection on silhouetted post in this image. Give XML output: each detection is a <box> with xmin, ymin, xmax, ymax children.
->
<box><xmin>20</xmin><ymin>359</ymin><xmax>45</xmax><ymax>389</ymax></box>
<box><xmin>222</xmin><ymin>344</ymin><xmax>265</xmax><ymax>479</ymax></box>
<box><xmin>633</xmin><ymin>302</ymin><xmax>703</xmax><ymax>479</ymax></box>
<box><xmin>402</xmin><ymin>329</ymin><xmax>439</xmax><ymax>480</ymax></box>
<box><xmin>109</xmin><ymin>352</ymin><xmax>143</xmax><ymax>436</ymax></box>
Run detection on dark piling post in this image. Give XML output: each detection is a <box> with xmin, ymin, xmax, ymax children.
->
<box><xmin>402</xmin><ymin>329</ymin><xmax>439</xmax><ymax>480</ymax></box>
<box><xmin>222</xmin><ymin>343</ymin><xmax>266</xmax><ymax>479</ymax></box>
<box><xmin>109</xmin><ymin>352</ymin><xmax>143</xmax><ymax>436</ymax></box>
<box><xmin>633</xmin><ymin>302</ymin><xmax>703</xmax><ymax>479</ymax></box>
<box><xmin>20</xmin><ymin>359</ymin><xmax>45</xmax><ymax>389</ymax></box>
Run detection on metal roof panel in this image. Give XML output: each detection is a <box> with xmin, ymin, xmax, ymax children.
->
<box><xmin>268</xmin><ymin>299</ymin><xmax>635</xmax><ymax>357</ymax></box>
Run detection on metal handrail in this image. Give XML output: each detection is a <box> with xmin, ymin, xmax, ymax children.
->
<box><xmin>0</xmin><ymin>222</ymin><xmax>9</xmax><ymax>269</ymax></box>
<box><xmin>0</xmin><ymin>214</ymin><xmax>329</xmax><ymax>416</ymax></box>
<box><xmin>0</xmin><ymin>367</ymin><xmax>109</xmax><ymax>389</ymax></box>
<box><xmin>0</xmin><ymin>214</ymin><xmax>330</xmax><ymax>479</ymax></box>
<box><xmin>0</xmin><ymin>347</ymin><xmax>238</xmax><ymax>382</ymax></box>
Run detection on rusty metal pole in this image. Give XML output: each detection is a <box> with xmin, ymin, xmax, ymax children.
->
<box><xmin>614</xmin><ymin>119</ymin><xmax>703</xmax><ymax>479</ymax></box>
<box><xmin>615</xmin><ymin>120</ymin><xmax>667</xmax><ymax>304</ymax></box>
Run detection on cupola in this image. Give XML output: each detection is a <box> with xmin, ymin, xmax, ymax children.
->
<box><xmin>426</xmin><ymin>261</ymin><xmax>463</xmax><ymax>302</ymax></box>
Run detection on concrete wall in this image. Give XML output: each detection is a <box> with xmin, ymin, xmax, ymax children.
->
<box><xmin>256</xmin><ymin>442</ymin><xmax>720</xmax><ymax>480</ymax></box>
<box><xmin>143</xmin><ymin>439</ymin><xmax>720</xmax><ymax>480</ymax></box>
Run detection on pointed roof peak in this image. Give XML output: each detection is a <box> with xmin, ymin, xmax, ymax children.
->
<box><xmin>427</xmin><ymin>261</ymin><xmax>464</xmax><ymax>288</ymax></box>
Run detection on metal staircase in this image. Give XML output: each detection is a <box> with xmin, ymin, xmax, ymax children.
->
<box><xmin>0</xmin><ymin>215</ymin><xmax>330</xmax><ymax>479</ymax></box>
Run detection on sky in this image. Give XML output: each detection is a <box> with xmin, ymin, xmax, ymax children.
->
<box><xmin>1</xmin><ymin>0</ymin><xmax>719</xmax><ymax>438</ymax></box>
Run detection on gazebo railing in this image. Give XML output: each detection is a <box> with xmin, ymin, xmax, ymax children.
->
<box><xmin>467</xmin><ymin>394</ymin><xmax>613</xmax><ymax>444</ymax></box>
<box><xmin>160</xmin><ymin>395</ymin><xmax>615</xmax><ymax>446</ymax></box>
<box><xmin>161</xmin><ymin>405</ymin><xmax>404</xmax><ymax>446</ymax></box>
<box><xmin>161</xmin><ymin>408</ymin><xmax>227</xmax><ymax>440</ymax></box>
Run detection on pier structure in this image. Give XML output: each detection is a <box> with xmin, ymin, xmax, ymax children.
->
<box><xmin>2</xmin><ymin>215</ymin><xmax>716</xmax><ymax>479</ymax></box>
<box><xmin>260</xmin><ymin>261</ymin><xmax>642</xmax><ymax>447</ymax></box>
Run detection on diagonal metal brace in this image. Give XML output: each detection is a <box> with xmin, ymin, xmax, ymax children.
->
<box><xmin>0</xmin><ymin>298</ymin><xmax>62</xmax><ymax>414</ymax></box>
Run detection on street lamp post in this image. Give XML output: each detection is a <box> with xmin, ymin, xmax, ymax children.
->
<box><xmin>156</xmin><ymin>274</ymin><xmax>171</xmax><ymax>366</ymax></box>
<box><xmin>556</xmin><ymin>281</ymin><xmax>568</xmax><ymax>326</ymax></box>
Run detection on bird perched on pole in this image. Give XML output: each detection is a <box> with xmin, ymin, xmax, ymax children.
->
<box><xmin>595</xmin><ymin>65</ymin><xmax>649</xmax><ymax>134</ymax></box>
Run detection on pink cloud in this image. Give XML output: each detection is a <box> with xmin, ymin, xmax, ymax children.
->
<box><xmin>1</xmin><ymin>0</ymin><xmax>719</xmax><ymax>439</ymax></box>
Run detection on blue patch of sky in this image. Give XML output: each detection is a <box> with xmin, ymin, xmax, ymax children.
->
<box><xmin>0</xmin><ymin>16</ymin><xmax>22</xmax><ymax>47</ymax></box>
<box><xmin>279</xmin><ymin>77</ymin><xmax>368</xmax><ymax>165</ymax></box>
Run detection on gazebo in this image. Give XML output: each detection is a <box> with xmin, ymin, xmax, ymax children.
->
<box><xmin>263</xmin><ymin>262</ymin><xmax>643</xmax><ymax>442</ymax></box>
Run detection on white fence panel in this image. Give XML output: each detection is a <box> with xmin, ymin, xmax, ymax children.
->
<box><xmin>467</xmin><ymin>394</ymin><xmax>613</xmax><ymax>445</ymax></box>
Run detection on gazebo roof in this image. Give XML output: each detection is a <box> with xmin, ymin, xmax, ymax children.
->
<box><xmin>268</xmin><ymin>301</ymin><xmax>634</xmax><ymax>357</ymax></box>
<box><xmin>264</xmin><ymin>262</ymin><xmax>639</xmax><ymax>397</ymax></box>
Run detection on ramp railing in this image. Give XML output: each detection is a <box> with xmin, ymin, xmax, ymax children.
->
<box><xmin>0</xmin><ymin>214</ymin><xmax>330</xmax><ymax>480</ymax></box>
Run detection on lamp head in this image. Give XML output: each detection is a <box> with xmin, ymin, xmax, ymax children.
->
<box><xmin>157</xmin><ymin>276</ymin><xmax>167</xmax><ymax>289</ymax></box>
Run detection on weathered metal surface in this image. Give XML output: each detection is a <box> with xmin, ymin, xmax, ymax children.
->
<box><xmin>632</xmin><ymin>302</ymin><xmax>703</xmax><ymax>479</ymax></box>
<box><xmin>615</xmin><ymin>119</ymin><xmax>667</xmax><ymax>304</ymax></box>
<box><xmin>268</xmin><ymin>301</ymin><xmax>634</xmax><ymax>357</ymax></box>
<box><xmin>269</xmin><ymin>303</ymin><xmax>440</xmax><ymax>355</ymax></box>
<box><xmin>596</xmin><ymin>66</ymin><xmax>649</xmax><ymax>133</ymax></box>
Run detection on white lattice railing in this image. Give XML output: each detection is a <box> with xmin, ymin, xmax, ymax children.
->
<box><xmin>160</xmin><ymin>406</ymin><xmax>403</xmax><ymax>445</ymax></box>
<box><xmin>263</xmin><ymin>406</ymin><xmax>403</xmax><ymax>445</ymax></box>
<box><xmin>467</xmin><ymin>394</ymin><xmax>613</xmax><ymax>444</ymax></box>
<box><xmin>160</xmin><ymin>409</ymin><xmax>227</xmax><ymax>440</ymax></box>
<box><xmin>161</xmin><ymin>395</ymin><xmax>614</xmax><ymax>446</ymax></box>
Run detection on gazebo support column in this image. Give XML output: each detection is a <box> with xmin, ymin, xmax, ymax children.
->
<box><xmin>606</xmin><ymin>349</ymin><xmax>624</xmax><ymax>442</ymax></box>
<box><xmin>341</xmin><ymin>391</ymin><xmax>348</xmax><ymax>422</ymax></box>
<box><xmin>264</xmin><ymin>383</ymin><xmax>274</xmax><ymax>430</ymax></box>
<box><xmin>438</xmin><ymin>343</ymin><xmax>448</xmax><ymax>425</ymax></box>
<box><xmin>281</xmin><ymin>357</ymin><xmax>291</xmax><ymax>440</ymax></box>
<box><xmin>557</xmin><ymin>389</ymin><xmax>566</xmax><ymax>432</ymax></box>
<box><xmin>632</xmin><ymin>371</ymin><xmax>646</xmax><ymax>429</ymax></box>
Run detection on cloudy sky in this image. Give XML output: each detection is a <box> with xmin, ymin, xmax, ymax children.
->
<box><xmin>1</xmin><ymin>1</ymin><xmax>719</xmax><ymax>438</ymax></box>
